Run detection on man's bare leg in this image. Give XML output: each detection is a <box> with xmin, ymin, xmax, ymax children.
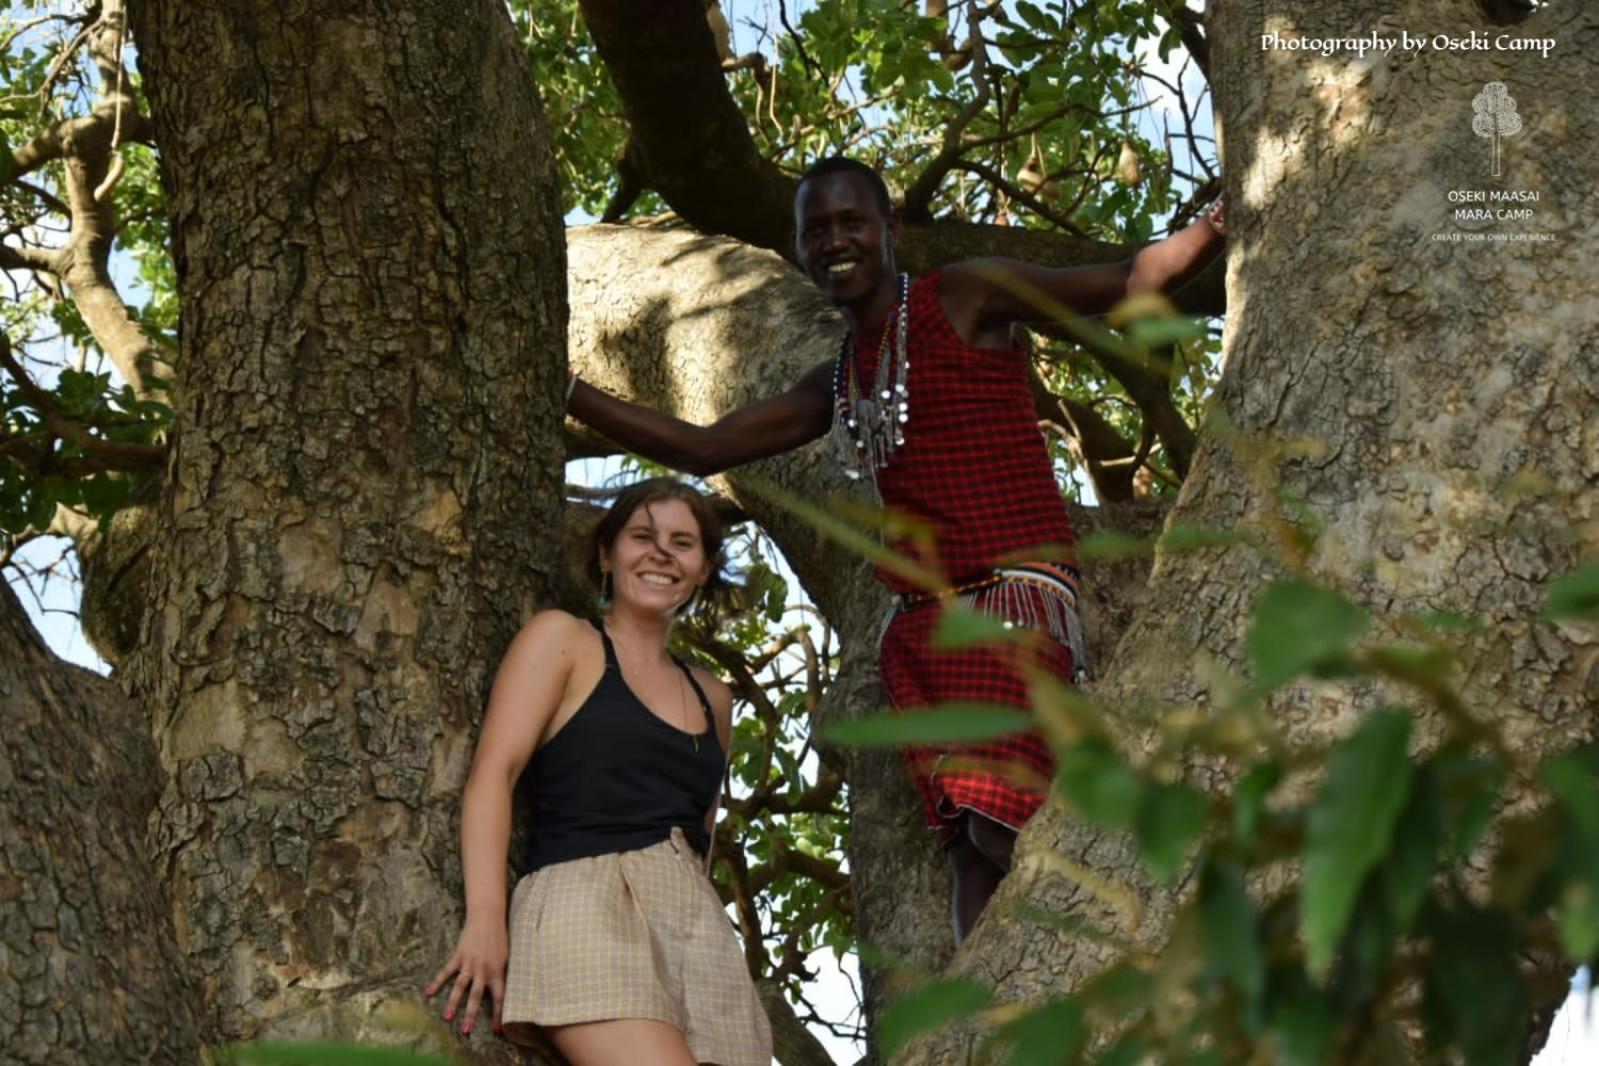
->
<box><xmin>946</xmin><ymin>811</ymin><xmax>1017</xmax><ymax>945</ymax></box>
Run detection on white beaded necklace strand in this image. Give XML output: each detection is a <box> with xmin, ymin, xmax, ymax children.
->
<box><xmin>832</xmin><ymin>272</ymin><xmax>911</xmax><ymax>483</ymax></box>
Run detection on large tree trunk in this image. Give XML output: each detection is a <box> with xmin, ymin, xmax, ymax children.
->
<box><xmin>905</xmin><ymin>0</ymin><xmax>1596</xmax><ymax>1059</ymax></box>
<box><xmin>124</xmin><ymin>2</ymin><xmax>566</xmax><ymax>1053</ymax></box>
<box><xmin>0</xmin><ymin>582</ymin><xmax>201</xmax><ymax>1065</ymax></box>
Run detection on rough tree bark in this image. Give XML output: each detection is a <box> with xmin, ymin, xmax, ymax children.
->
<box><xmin>905</xmin><ymin>0</ymin><xmax>1597</xmax><ymax>1059</ymax></box>
<box><xmin>122</xmin><ymin>2</ymin><xmax>566</xmax><ymax>1057</ymax></box>
<box><xmin>0</xmin><ymin>582</ymin><xmax>201</xmax><ymax>1064</ymax></box>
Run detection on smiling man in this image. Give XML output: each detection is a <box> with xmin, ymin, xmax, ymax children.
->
<box><xmin>567</xmin><ymin>156</ymin><xmax>1225</xmax><ymax>941</ymax></box>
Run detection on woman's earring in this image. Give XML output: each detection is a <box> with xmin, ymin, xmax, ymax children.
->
<box><xmin>599</xmin><ymin>569</ymin><xmax>611</xmax><ymax>604</ymax></box>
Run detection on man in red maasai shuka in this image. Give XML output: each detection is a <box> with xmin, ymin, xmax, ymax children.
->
<box><xmin>568</xmin><ymin>157</ymin><xmax>1226</xmax><ymax>942</ymax></box>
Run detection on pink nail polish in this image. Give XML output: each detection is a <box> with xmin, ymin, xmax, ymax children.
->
<box><xmin>444</xmin><ymin>1009</ymin><xmax>454</xmax><ymax>1022</ymax></box>
<box><xmin>462</xmin><ymin>1023</ymin><xmax>474</xmax><ymax>1036</ymax></box>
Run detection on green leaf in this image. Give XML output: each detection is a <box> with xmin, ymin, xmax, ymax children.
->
<box><xmin>998</xmin><ymin>998</ymin><xmax>1084</xmax><ymax>1066</ymax></box>
<box><xmin>1423</xmin><ymin>905</ymin><xmax>1525</xmax><ymax>1066</ymax></box>
<box><xmin>1247</xmin><ymin>579</ymin><xmax>1369</xmax><ymax>690</ymax></box>
<box><xmin>1381</xmin><ymin>765</ymin><xmax>1445</xmax><ymax>933</ymax></box>
<box><xmin>1075</xmin><ymin>530</ymin><xmax>1152</xmax><ymax>562</ymax></box>
<box><xmin>1556</xmin><ymin>882</ymin><xmax>1599</xmax><ymax>960</ymax></box>
<box><xmin>1231</xmin><ymin>763</ymin><xmax>1282</xmax><ymax>854</ymax></box>
<box><xmin>933</xmin><ymin>603</ymin><xmax>1025</xmax><ymax>649</ymax></box>
<box><xmin>1542</xmin><ymin>564</ymin><xmax>1599</xmax><ymax>620</ymax></box>
<box><xmin>1200</xmin><ymin>859</ymin><xmax>1265</xmax><ymax>1027</ymax></box>
<box><xmin>1413</xmin><ymin>610</ymin><xmax>1480</xmax><ymax>632</ymax></box>
<box><xmin>1541</xmin><ymin>748</ymin><xmax>1599</xmax><ymax>958</ymax></box>
<box><xmin>1156</xmin><ymin>523</ymin><xmax>1250</xmax><ymax>554</ymax></box>
<box><xmin>1333</xmin><ymin>882</ymin><xmax>1397</xmax><ymax>1011</ymax></box>
<box><xmin>217</xmin><ymin>1042</ymin><xmax>449</xmax><ymax>1066</ymax></box>
<box><xmin>1135</xmin><ymin>781</ymin><xmax>1208</xmax><ymax>884</ymax></box>
<box><xmin>1541</xmin><ymin>748</ymin><xmax>1599</xmax><ymax>849</ymax></box>
<box><xmin>80</xmin><ymin>472</ymin><xmax>133</xmax><ymax>516</ymax></box>
<box><xmin>1055</xmin><ymin>739</ymin><xmax>1143</xmax><ymax>827</ymax></box>
<box><xmin>1432</xmin><ymin>749</ymin><xmax>1502</xmax><ymax>861</ymax></box>
<box><xmin>1093</xmin><ymin>1035</ymin><xmax>1147</xmax><ymax>1066</ymax></box>
<box><xmin>1300</xmin><ymin>709</ymin><xmax>1412</xmax><ymax>981</ymax></box>
<box><xmin>1078</xmin><ymin>963</ymin><xmax>1152</xmax><ymax>1016</ymax></box>
<box><xmin>824</xmin><ymin>705</ymin><xmax>1033</xmax><ymax>748</ymax></box>
<box><xmin>1266</xmin><ymin>970</ymin><xmax>1334</xmax><ymax>1066</ymax></box>
<box><xmin>1126</xmin><ymin>314</ymin><xmax>1207</xmax><ymax>352</ymax></box>
<box><xmin>1014</xmin><ymin>1</ymin><xmax>1053</xmax><ymax>33</ymax></box>
<box><xmin>877</xmin><ymin>978</ymin><xmax>991</xmax><ymax>1059</ymax></box>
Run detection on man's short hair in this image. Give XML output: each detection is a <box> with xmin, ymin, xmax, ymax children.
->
<box><xmin>797</xmin><ymin>156</ymin><xmax>894</xmax><ymax>218</ymax></box>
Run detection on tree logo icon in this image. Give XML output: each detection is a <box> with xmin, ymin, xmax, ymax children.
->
<box><xmin>1471</xmin><ymin>82</ymin><xmax>1522</xmax><ymax>178</ymax></box>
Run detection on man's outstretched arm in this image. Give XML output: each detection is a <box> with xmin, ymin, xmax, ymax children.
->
<box><xmin>567</xmin><ymin>360</ymin><xmax>836</xmax><ymax>477</ymax></box>
<box><xmin>943</xmin><ymin>208</ymin><xmax>1226</xmax><ymax>333</ymax></box>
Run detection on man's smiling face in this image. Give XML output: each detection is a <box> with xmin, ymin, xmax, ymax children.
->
<box><xmin>794</xmin><ymin>171</ymin><xmax>898</xmax><ymax>309</ymax></box>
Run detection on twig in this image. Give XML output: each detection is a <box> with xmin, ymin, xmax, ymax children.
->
<box><xmin>901</xmin><ymin>0</ymin><xmax>994</xmax><ymax>220</ymax></box>
<box><xmin>11</xmin><ymin>179</ymin><xmax>71</xmax><ymax>218</ymax></box>
<box><xmin>36</xmin><ymin>14</ymin><xmax>103</xmax><ymax>113</ymax></box>
<box><xmin>950</xmin><ymin>159</ymin><xmax>1087</xmax><ymax>235</ymax></box>
<box><xmin>0</xmin><ymin>12</ymin><xmax>76</xmax><ymax>56</ymax></box>
<box><xmin>776</xmin><ymin>0</ymin><xmax>823</xmax><ymax>81</ymax></box>
<box><xmin>0</xmin><ymin>332</ymin><xmax>165</xmax><ymax>472</ymax></box>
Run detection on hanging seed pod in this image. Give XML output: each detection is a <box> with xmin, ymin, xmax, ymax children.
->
<box><xmin>1017</xmin><ymin>137</ymin><xmax>1059</xmax><ymax>199</ymax></box>
<box><xmin>938</xmin><ymin>33</ymin><xmax>972</xmax><ymax>71</ymax></box>
<box><xmin>1116</xmin><ymin>138</ymin><xmax>1143</xmax><ymax>186</ymax></box>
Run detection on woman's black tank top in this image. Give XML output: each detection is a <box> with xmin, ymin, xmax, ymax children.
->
<box><xmin>518</xmin><ymin>618</ymin><xmax>724</xmax><ymax>873</ymax></box>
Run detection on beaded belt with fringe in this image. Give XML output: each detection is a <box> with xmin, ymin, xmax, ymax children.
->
<box><xmin>888</xmin><ymin>562</ymin><xmax>1089</xmax><ymax>682</ymax></box>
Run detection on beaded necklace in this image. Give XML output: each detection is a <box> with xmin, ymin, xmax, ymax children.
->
<box><xmin>832</xmin><ymin>272</ymin><xmax>910</xmax><ymax>486</ymax></box>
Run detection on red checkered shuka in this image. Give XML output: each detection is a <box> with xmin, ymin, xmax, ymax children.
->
<box><xmin>847</xmin><ymin>270</ymin><xmax>1080</xmax><ymax>842</ymax></box>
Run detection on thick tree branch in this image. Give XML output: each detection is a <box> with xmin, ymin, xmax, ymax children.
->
<box><xmin>0</xmin><ymin>580</ymin><xmax>202</xmax><ymax>1062</ymax></box>
<box><xmin>0</xmin><ymin>241</ymin><xmax>66</xmax><ymax>272</ymax></box>
<box><xmin>748</xmin><ymin>842</ymin><xmax>850</xmax><ymax>897</ymax></box>
<box><xmin>7</xmin><ymin>100</ymin><xmax>154</xmax><ymax>183</ymax></box>
<box><xmin>1032</xmin><ymin>328</ymin><xmax>1198</xmax><ymax>481</ymax></box>
<box><xmin>1027</xmin><ymin>364</ymin><xmax>1141</xmax><ymax>502</ymax></box>
<box><xmin>56</xmin><ymin>13</ymin><xmax>166</xmax><ymax>401</ymax></box>
<box><xmin>1161</xmin><ymin>2</ymin><xmax>1210</xmax><ymax>79</ymax></box>
<box><xmin>756</xmin><ymin>979</ymin><xmax>841</xmax><ymax>1066</ymax></box>
<box><xmin>578</xmin><ymin>0</ymin><xmax>795</xmax><ymax>252</ymax></box>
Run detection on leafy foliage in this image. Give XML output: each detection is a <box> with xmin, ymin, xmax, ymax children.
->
<box><xmin>833</xmin><ymin>567</ymin><xmax>1599</xmax><ymax>1063</ymax></box>
<box><xmin>1</xmin><ymin>2</ymin><xmax>170</xmax><ymax>551</ymax></box>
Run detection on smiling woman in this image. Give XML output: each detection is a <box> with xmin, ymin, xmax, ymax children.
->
<box><xmin>427</xmin><ymin>477</ymin><xmax>771</xmax><ymax>1066</ymax></box>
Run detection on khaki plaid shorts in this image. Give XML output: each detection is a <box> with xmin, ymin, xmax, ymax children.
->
<box><xmin>502</xmin><ymin>827</ymin><xmax>772</xmax><ymax>1066</ymax></box>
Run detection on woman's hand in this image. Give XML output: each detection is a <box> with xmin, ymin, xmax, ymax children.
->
<box><xmin>426</xmin><ymin>917</ymin><xmax>508</xmax><ymax>1037</ymax></box>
